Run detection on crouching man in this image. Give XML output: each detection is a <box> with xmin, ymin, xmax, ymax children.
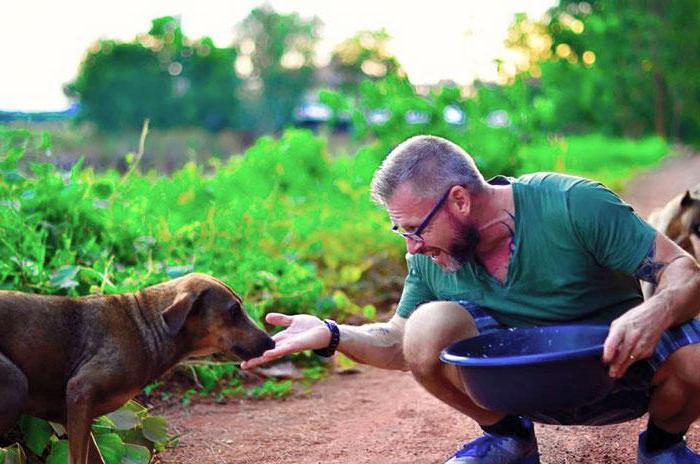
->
<box><xmin>244</xmin><ymin>135</ymin><xmax>700</xmax><ymax>464</ymax></box>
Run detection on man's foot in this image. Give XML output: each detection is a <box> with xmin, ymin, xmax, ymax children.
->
<box><xmin>444</xmin><ymin>418</ymin><xmax>539</xmax><ymax>464</ymax></box>
<box><xmin>638</xmin><ymin>431</ymin><xmax>700</xmax><ymax>463</ymax></box>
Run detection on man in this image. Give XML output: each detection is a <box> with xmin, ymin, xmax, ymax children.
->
<box><xmin>242</xmin><ymin>135</ymin><xmax>700</xmax><ymax>463</ymax></box>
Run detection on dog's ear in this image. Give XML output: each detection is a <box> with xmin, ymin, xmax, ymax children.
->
<box><xmin>681</xmin><ymin>191</ymin><xmax>693</xmax><ymax>207</ymax></box>
<box><xmin>162</xmin><ymin>290</ymin><xmax>207</xmax><ymax>336</ymax></box>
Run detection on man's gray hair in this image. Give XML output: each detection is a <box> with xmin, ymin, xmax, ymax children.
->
<box><xmin>370</xmin><ymin>135</ymin><xmax>486</xmax><ymax>205</ymax></box>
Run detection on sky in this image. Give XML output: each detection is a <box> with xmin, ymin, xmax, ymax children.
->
<box><xmin>0</xmin><ymin>0</ymin><xmax>555</xmax><ymax>112</ymax></box>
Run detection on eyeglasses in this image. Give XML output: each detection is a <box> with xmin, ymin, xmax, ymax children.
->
<box><xmin>392</xmin><ymin>187</ymin><xmax>452</xmax><ymax>243</ymax></box>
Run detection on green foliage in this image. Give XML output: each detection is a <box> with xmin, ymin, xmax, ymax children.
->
<box><xmin>234</xmin><ymin>6</ymin><xmax>321</xmax><ymax>133</ymax></box>
<box><xmin>66</xmin><ymin>17</ymin><xmax>240</xmax><ymax>132</ymax></box>
<box><xmin>329</xmin><ymin>29</ymin><xmax>403</xmax><ymax>94</ymax></box>
<box><xmin>321</xmin><ymin>75</ymin><xmax>524</xmax><ymax>179</ymax></box>
<box><xmin>246</xmin><ymin>379</ymin><xmax>294</xmax><ymax>399</ymax></box>
<box><xmin>518</xmin><ymin>133</ymin><xmax>669</xmax><ymax>190</ymax></box>
<box><xmin>0</xmin><ymin>444</ymin><xmax>26</xmax><ymax>464</ymax></box>
<box><xmin>0</xmin><ymin>123</ymin><xmax>397</xmax><ymax>374</ymax></box>
<box><xmin>507</xmin><ymin>0</ymin><xmax>700</xmax><ymax>141</ymax></box>
<box><xmin>0</xmin><ymin>401</ymin><xmax>171</xmax><ymax>464</ymax></box>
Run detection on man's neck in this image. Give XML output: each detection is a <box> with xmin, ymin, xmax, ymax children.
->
<box><xmin>472</xmin><ymin>185</ymin><xmax>516</xmax><ymax>258</ymax></box>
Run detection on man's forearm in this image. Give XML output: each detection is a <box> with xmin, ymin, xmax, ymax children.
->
<box><xmin>649</xmin><ymin>256</ymin><xmax>700</xmax><ymax>327</ymax></box>
<box><xmin>337</xmin><ymin>319</ymin><xmax>409</xmax><ymax>371</ymax></box>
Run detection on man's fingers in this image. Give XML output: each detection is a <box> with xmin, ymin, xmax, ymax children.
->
<box><xmin>602</xmin><ymin>329</ymin><xmax>623</xmax><ymax>364</ymax></box>
<box><xmin>604</xmin><ymin>329</ymin><xmax>645</xmax><ymax>378</ymax></box>
<box><xmin>240</xmin><ymin>347</ymin><xmax>286</xmax><ymax>370</ymax></box>
<box><xmin>609</xmin><ymin>355</ymin><xmax>635</xmax><ymax>378</ymax></box>
<box><xmin>272</xmin><ymin>331</ymin><xmax>289</xmax><ymax>343</ymax></box>
<box><xmin>265</xmin><ymin>312</ymin><xmax>294</xmax><ymax>327</ymax></box>
<box><xmin>603</xmin><ymin>327</ymin><xmax>630</xmax><ymax>378</ymax></box>
<box><xmin>241</xmin><ymin>356</ymin><xmax>265</xmax><ymax>370</ymax></box>
<box><xmin>240</xmin><ymin>338</ymin><xmax>306</xmax><ymax>370</ymax></box>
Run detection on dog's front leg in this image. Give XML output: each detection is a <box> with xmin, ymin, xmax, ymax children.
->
<box><xmin>66</xmin><ymin>376</ymin><xmax>98</xmax><ymax>464</ymax></box>
<box><xmin>0</xmin><ymin>352</ymin><xmax>28</xmax><ymax>435</ymax></box>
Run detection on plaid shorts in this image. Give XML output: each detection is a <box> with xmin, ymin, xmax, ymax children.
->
<box><xmin>458</xmin><ymin>301</ymin><xmax>700</xmax><ymax>426</ymax></box>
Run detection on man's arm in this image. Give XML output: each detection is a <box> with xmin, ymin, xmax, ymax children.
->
<box><xmin>603</xmin><ymin>231</ymin><xmax>700</xmax><ymax>378</ymax></box>
<box><xmin>240</xmin><ymin>312</ymin><xmax>409</xmax><ymax>371</ymax></box>
<box><xmin>335</xmin><ymin>313</ymin><xmax>408</xmax><ymax>371</ymax></box>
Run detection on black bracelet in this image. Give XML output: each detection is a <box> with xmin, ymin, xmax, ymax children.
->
<box><xmin>313</xmin><ymin>319</ymin><xmax>340</xmax><ymax>357</ymax></box>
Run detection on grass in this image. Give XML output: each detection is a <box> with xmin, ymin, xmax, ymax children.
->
<box><xmin>518</xmin><ymin>134</ymin><xmax>670</xmax><ymax>191</ymax></box>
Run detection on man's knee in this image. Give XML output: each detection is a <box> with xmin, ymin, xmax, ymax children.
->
<box><xmin>653</xmin><ymin>343</ymin><xmax>700</xmax><ymax>388</ymax></box>
<box><xmin>650</xmin><ymin>343</ymin><xmax>700</xmax><ymax>424</ymax></box>
<box><xmin>403</xmin><ymin>301</ymin><xmax>478</xmax><ymax>378</ymax></box>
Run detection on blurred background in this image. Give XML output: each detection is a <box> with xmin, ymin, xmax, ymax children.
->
<box><xmin>4</xmin><ymin>0</ymin><xmax>697</xmax><ymax>174</ymax></box>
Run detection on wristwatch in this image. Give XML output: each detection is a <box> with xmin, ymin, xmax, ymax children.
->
<box><xmin>313</xmin><ymin>319</ymin><xmax>340</xmax><ymax>357</ymax></box>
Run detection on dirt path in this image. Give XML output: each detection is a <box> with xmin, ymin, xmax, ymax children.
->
<box><xmin>157</xmin><ymin>152</ymin><xmax>700</xmax><ymax>464</ymax></box>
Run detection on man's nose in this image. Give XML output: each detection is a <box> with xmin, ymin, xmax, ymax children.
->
<box><xmin>406</xmin><ymin>237</ymin><xmax>423</xmax><ymax>254</ymax></box>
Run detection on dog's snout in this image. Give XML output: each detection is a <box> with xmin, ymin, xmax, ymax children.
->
<box><xmin>231</xmin><ymin>333</ymin><xmax>275</xmax><ymax>361</ymax></box>
<box><xmin>251</xmin><ymin>334</ymin><xmax>275</xmax><ymax>357</ymax></box>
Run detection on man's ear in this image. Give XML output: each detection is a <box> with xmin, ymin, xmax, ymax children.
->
<box><xmin>450</xmin><ymin>186</ymin><xmax>471</xmax><ymax>217</ymax></box>
<box><xmin>681</xmin><ymin>191</ymin><xmax>693</xmax><ymax>208</ymax></box>
<box><xmin>162</xmin><ymin>291</ymin><xmax>203</xmax><ymax>336</ymax></box>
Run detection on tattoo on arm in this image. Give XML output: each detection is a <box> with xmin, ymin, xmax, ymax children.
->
<box><xmin>368</xmin><ymin>327</ymin><xmax>391</xmax><ymax>336</ymax></box>
<box><xmin>633</xmin><ymin>242</ymin><xmax>666</xmax><ymax>285</ymax></box>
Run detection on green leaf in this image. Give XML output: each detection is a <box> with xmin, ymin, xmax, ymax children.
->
<box><xmin>106</xmin><ymin>407</ymin><xmax>140</xmax><ymax>430</ymax></box>
<box><xmin>193</xmin><ymin>365</ymin><xmax>218</xmax><ymax>391</ymax></box>
<box><xmin>92</xmin><ymin>415</ymin><xmax>117</xmax><ymax>433</ymax></box>
<box><xmin>93</xmin><ymin>181</ymin><xmax>114</xmax><ymax>200</ymax></box>
<box><xmin>121</xmin><ymin>444</ymin><xmax>151</xmax><ymax>464</ymax></box>
<box><xmin>49</xmin><ymin>422</ymin><xmax>66</xmax><ymax>437</ymax></box>
<box><xmin>49</xmin><ymin>266</ymin><xmax>80</xmax><ymax>289</ymax></box>
<box><xmin>122</xmin><ymin>400</ymin><xmax>149</xmax><ymax>415</ymax></box>
<box><xmin>165</xmin><ymin>265</ymin><xmax>193</xmax><ymax>279</ymax></box>
<box><xmin>2</xmin><ymin>170</ymin><xmax>25</xmax><ymax>184</ymax></box>
<box><xmin>46</xmin><ymin>441</ymin><xmax>69</xmax><ymax>464</ymax></box>
<box><xmin>4</xmin><ymin>444</ymin><xmax>26</xmax><ymax>464</ymax></box>
<box><xmin>95</xmin><ymin>433</ymin><xmax>126</xmax><ymax>464</ymax></box>
<box><xmin>141</xmin><ymin>416</ymin><xmax>169</xmax><ymax>444</ymax></box>
<box><xmin>19</xmin><ymin>416</ymin><xmax>54</xmax><ymax>456</ymax></box>
<box><xmin>0</xmin><ymin>444</ymin><xmax>26</xmax><ymax>464</ymax></box>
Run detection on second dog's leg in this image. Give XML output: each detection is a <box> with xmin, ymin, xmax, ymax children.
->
<box><xmin>0</xmin><ymin>352</ymin><xmax>28</xmax><ymax>434</ymax></box>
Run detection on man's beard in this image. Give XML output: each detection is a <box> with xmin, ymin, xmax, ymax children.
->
<box><xmin>440</xmin><ymin>213</ymin><xmax>480</xmax><ymax>272</ymax></box>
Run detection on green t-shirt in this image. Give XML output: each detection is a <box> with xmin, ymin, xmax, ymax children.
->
<box><xmin>395</xmin><ymin>173</ymin><xmax>657</xmax><ymax>326</ymax></box>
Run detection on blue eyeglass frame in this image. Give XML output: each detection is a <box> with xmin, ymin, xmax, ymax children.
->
<box><xmin>391</xmin><ymin>187</ymin><xmax>453</xmax><ymax>243</ymax></box>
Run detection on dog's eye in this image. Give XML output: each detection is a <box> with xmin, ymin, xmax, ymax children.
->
<box><xmin>693</xmin><ymin>223</ymin><xmax>700</xmax><ymax>237</ymax></box>
<box><xmin>228</xmin><ymin>303</ymin><xmax>242</xmax><ymax>318</ymax></box>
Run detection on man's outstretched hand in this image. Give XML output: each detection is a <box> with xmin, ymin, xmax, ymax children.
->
<box><xmin>241</xmin><ymin>312</ymin><xmax>332</xmax><ymax>369</ymax></box>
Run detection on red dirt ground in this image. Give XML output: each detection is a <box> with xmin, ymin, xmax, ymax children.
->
<box><xmin>157</xmin><ymin>152</ymin><xmax>700</xmax><ymax>464</ymax></box>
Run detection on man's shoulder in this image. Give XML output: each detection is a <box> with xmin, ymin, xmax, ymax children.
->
<box><xmin>515</xmin><ymin>173</ymin><xmax>616</xmax><ymax>207</ymax></box>
<box><xmin>516</xmin><ymin>172</ymin><xmax>598</xmax><ymax>192</ymax></box>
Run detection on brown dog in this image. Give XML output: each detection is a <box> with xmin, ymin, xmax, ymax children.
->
<box><xmin>0</xmin><ymin>273</ymin><xmax>274</xmax><ymax>464</ymax></box>
<box><xmin>643</xmin><ymin>184</ymin><xmax>700</xmax><ymax>298</ymax></box>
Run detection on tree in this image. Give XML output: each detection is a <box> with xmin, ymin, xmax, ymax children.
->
<box><xmin>503</xmin><ymin>0</ymin><xmax>700</xmax><ymax>140</ymax></box>
<box><xmin>66</xmin><ymin>16</ymin><xmax>241</xmax><ymax>131</ymax></box>
<box><xmin>329</xmin><ymin>29</ymin><xmax>403</xmax><ymax>94</ymax></box>
<box><xmin>65</xmin><ymin>40</ymin><xmax>169</xmax><ymax>130</ymax></box>
<box><xmin>234</xmin><ymin>6</ymin><xmax>321</xmax><ymax>133</ymax></box>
